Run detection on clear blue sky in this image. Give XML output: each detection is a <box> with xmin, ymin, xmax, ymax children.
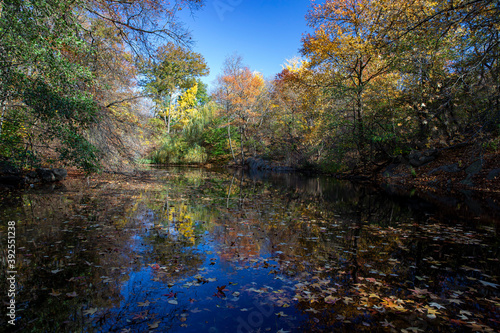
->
<box><xmin>179</xmin><ymin>0</ymin><xmax>312</xmax><ymax>90</ymax></box>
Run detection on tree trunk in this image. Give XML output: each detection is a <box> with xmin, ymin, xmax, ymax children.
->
<box><xmin>240</xmin><ymin>126</ymin><xmax>245</xmax><ymax>166</ymax></box>
<box><xmin>166</xmin><ymin>94</ymin><xmax>172</xmax><ymax>134</ymax></box>
<box><xmin>163</xmin><ymin>115</ymin><xmax>168</xmax><ymax>129</ymax></box>
<box><xmin>228</xmin><ymin>123</ymin><xmax>236</xmax><ymax>163</ymax></box>
<box><xmin>167</xmin><ymin>113</ymin><xmax>171</xmax><ymax>134</ymax></box>
<box><xmin>0</xmin><ymin>101</ymin><xmax>5</xmax><ymax>139</ymax></box>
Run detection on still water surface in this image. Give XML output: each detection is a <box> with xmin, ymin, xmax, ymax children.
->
<box><xmin>0</xmin><ymin>168</ymin><xmax>498</xmax><ymax>332</ymax></box>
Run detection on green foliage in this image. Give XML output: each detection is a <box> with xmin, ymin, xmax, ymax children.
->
<box><xmin>201</xmin><ymin>121</ymin><xmax>236</xmax><ymax>163</ymax></box>
<box><xmin>139</xmin><ymin>43</ymin><xmax>209</xmax><ymax>133</ymax></box>
<box><xmin>0</xmin><ymin>0</ymin><xmax>101</xmax><ymax>172</ymax></box>
<box><xmin>409</xmin><ymin>166</ymin><xmax>417</xmax><ymax>178</ymax></box>
<box><xmin>149</xmin><ymin>135</ymin><xmax>207</xmax><ymax>165</ymax></box>
<box><xmin>195</xmin><ymin>79</ymin><xmax>211</xmax><ymax>106</ymax></box>
<box><xmin>147</xmin><ymin>102</ymin><xmax>236</xmax><ymax>165</ymax></box>
<box><xmin>136</xmin><ymin>158</ymin><xmax>154</xmax><ymax>165</ymax></box>
<box><xmin>482</xmin><ymin>136</ymin><xmax>500</xmax><ymax>152</ymax></box>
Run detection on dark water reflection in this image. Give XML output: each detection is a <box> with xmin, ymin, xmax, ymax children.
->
<box><xmin>0</xmin><ymin>168</ymin><xmax>498</xmax><ymax>332</ymax></box>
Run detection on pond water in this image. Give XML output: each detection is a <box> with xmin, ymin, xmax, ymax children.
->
<box><xmin>0</xmin><ymin>168</ymin><xmax>499</xmax><ymax>332</ymax></box>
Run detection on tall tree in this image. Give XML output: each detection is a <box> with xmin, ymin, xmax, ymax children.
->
<box><xmin>271</xmin><ymin>58</ymin><xmax>328</xmax><ymax>166</ymax></box>
<box><xmin>213</xmin><ymin>54</ymin><xmax>266</xmax><ymax>164</ymax></box>
<box><xmin>141</xmin><ymin>42</ymin><xmax>209</xmax><ymax>133</ymax></box>
<box><xmin>0</xmin><ymin>0</ymin><xmax>100</xmax><ymax>171</ymax></box>
<box><xmin>301</xmin><ymin>0</ymin><xmax>443</xmax><ymax>165</ymax></box>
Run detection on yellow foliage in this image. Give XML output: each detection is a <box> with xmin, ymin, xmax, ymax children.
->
<box><xmin>177</xmin><ymin>83</ymin><xmax>199</xmax><ymax>128</ymax></box>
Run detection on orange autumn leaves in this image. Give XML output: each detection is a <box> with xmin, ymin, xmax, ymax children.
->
<box><xmin>213</xmin><ymin>55</ymin><xmax>266</xmax><ymax>162</ymax></box>
<box><xmin>214</xmin><ymin>57</ymin><xmax>266</xmax><ymax>125</ymax></box>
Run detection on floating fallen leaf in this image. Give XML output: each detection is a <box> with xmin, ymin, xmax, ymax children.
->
<box><xmin>83</xmin><ymin>308</ymin><xmax>98</xmax><ymax>316</ymax></box>
<box><xmin>101</xmin><ymin>276</ymin><xmax>113</xmax><ymax>283</ymax></box>
<box><xmin>138</xmin><ymin>300</ymin><xmax>150</xmax><ymax>307</ymax></box>
<box><xmin>148</xmin><ymin>321</ymin><xmax>160</xmax><ymax>329</ymax></box>
<box><xmin>409</xmin><ymin>287</ymin><xmax>430</xmax><ymax>296</ymax></box>
<box><xmin>168</xmin><ymin>299</ymin><xmax>178</xmax><ymax>305</ymax></box>
<box><xmin>424</xmin><ymin>306</ymin><xmax>440</xmax><ymax>319</ymax></box>
<box><xmin>49</xmin><ymin>289</ymin><xmax>61</xmax><ymax>297</ymax></box>
<box><xmin>479</xmin><ymin>280</ymin><xmax>499</xmax><ymax>288</ymax></box>
<box><xmin>325</xmin><ymin>296</ymin><xmax>339</xmax><ymax>304</ymax></box>
<box><xmin>132</xmin><ymin>311</ymin><xmax>148</xmax><ymax>320</ymax></box>
<box><xmin>66</xmin><ymin>291</ymin><xmax>78</xmax><ymax>298</ymax></box>
<box><xmin>429</xmin><ymin>302</ymin><xmax>445</xmax><ymax>309</ymax></box>
<box><xmin>448</xmin><ymin>298</ymin><xmax>463</xmax><ymax>305</ymax></box>
<box><xmin>163</xmin><ymin>291</ymin><xmax>177</xmax><ymax>298</ymax></box>
<box><xmin>343</xmin><ymin>297</ymin><xmax>353</xmax><ymax>305</ymax></box>
<box><xmin>305</xmin><ymin>308</ymin><xmax>319</xmax><ymax>314</ymax></box>
<box><xmin>402</xmin><ymin>328</ymin><xmax>424</xmax><ymax>333</ymax></box>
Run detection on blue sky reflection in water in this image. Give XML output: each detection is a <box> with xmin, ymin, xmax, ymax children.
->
<box><xmin>110</xmin><ymin>239</ymin><xmax>302</xmax><ymax>332</ymax></box>
<box><xmin>0</xmin><ymin>168</ymin><xmax>498</xmax><ymax>332</ymax></box>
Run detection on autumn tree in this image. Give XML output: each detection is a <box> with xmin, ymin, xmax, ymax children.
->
<box><xmin>301</xmin><ymin>0</ymin><xmax>422</xmax><ymax>166</ymax></box>
<box><xmin>213</xmin><ymin>54</ymin><xmax>267</xmax><ymax>164</ymax></box>
<box><xmin>410</xmin><ymin>0</ymin><xmax>500</xmax><ymax>139</ymax></box>
<box><xmin>141</xmin><ymin>42</ymin><xmax>209</xmax><ymax>133</ymax></box>
<box><xmin>271</xmin><ymin>58</ymin><xmax>330</xmax><ymax>167</ymax></box>
<box><xmin>0</xmin><ymin>0</ymin><xmax>100</xmax><ymax>171</ymax></box>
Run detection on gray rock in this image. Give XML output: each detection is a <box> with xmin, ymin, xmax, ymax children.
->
<box><xmin>407</xmin><ymin>149</ymin><xmax>438</xmax><ymax>167</ymax></box>
<box><xmin>409</xmin><ymin>155</ymin><xmax>436</xmax><ymax>167</ymax></box>
<box><xmin>33</xmin><ymin>168</ymin><xmax>68</xmax><ymax>182</ymax></box>
<box><xmin>465</xmin><ymin>160</ymin><xmax>483</xmax><ymax>175</ymax></box>
<box><xmin>395</xmin><ymin>155</ymin><xmax>407</xmax><ymax>164</ymax></box>
<box><xmin>461</xmin><ymin>174</ymin><xmax>474</xmax><ymax>187</ymax></box>
<box><xmin>382</xmin><ymin>164</ymin><xmax>400</xmax><ymax>177</ymax></box>
<box><xmin>36</xmin><ymin>168</ymin><xmax>55</xmax><ymax>182</ymax></box>
<box><xmin>52</xmin><ymin>168</ymin><xmax>67</xmax><ymax>181</ymax></box>
<box><xmin>24</xmin><ymin>171</ymin><xmax>41</xmax><ymax>184</ymax></box>
<box><xmin>487</xmin><ymin>168</ymin><xmax>500</xmax><ymax>180</ymax></box>
<box><xmin>427</xmin><ymin>163</ymin><xmax>461</xmax><ymax>175</ymax></box>
<box><xmin>423</xmin><ymin>149</ymin><xmax>438</xmax><ymax>157</ymax></box>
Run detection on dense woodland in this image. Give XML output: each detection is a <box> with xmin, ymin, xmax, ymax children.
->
<box><xmin>0</xmin><ymin>0</ymin><xmax>499</xmax><ymax>175</ymax></box>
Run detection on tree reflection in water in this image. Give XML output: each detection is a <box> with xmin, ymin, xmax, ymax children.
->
<box><xmin>0</xmin><ymin>168</ymin><xmax>498</xmax><ymax>332</ymax></box>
